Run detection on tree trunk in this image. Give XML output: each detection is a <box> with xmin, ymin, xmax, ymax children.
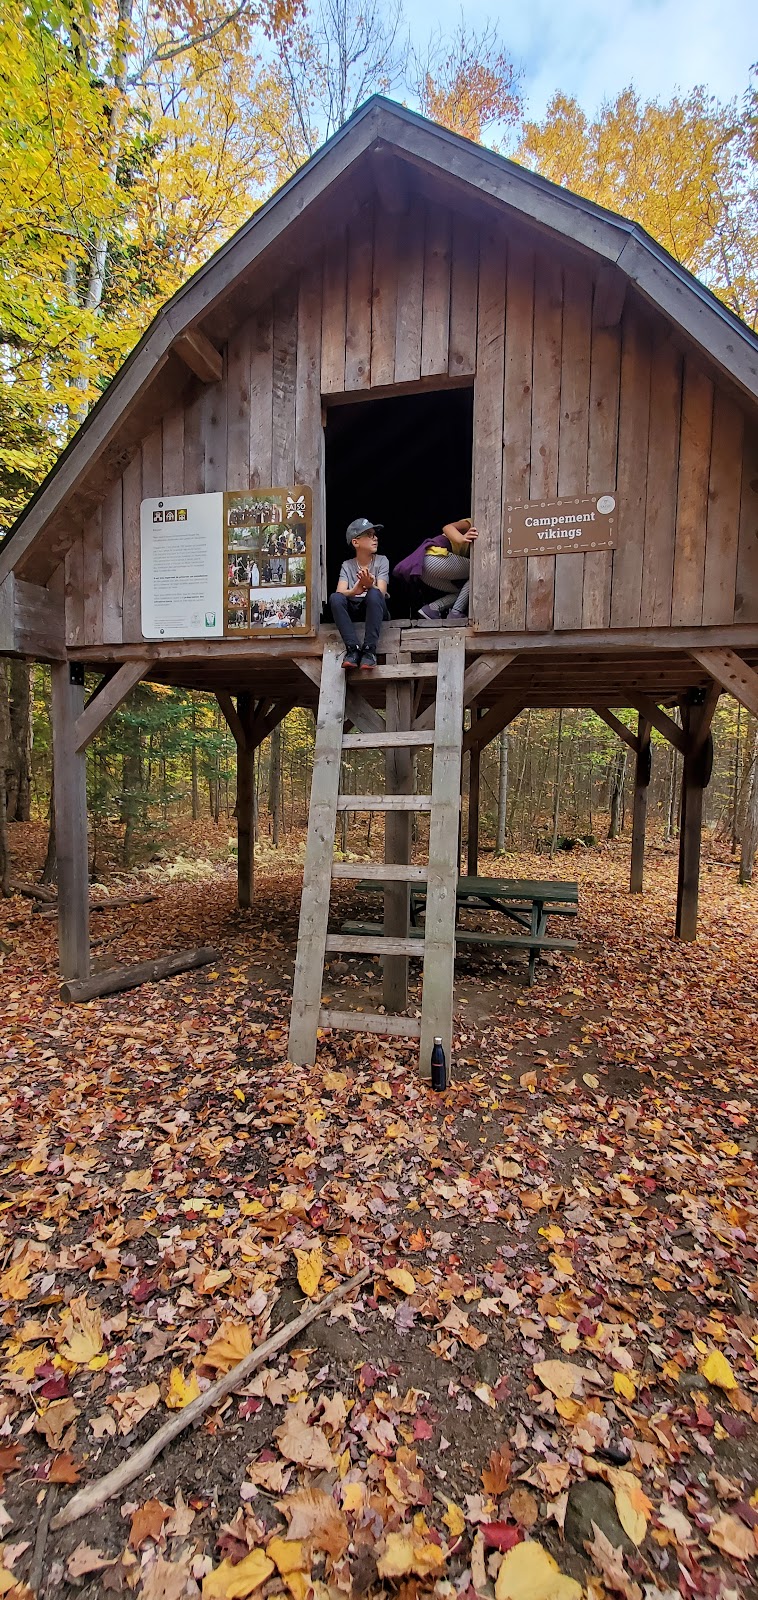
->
<box><xmin>550</xmin><ymin>708</ymin><xmax>564</xmax><ymax>855</ymax></box>
<box><xmin>121</xmin><ymin>733</ymin><xmax>142</xmax><ymax>868</ymax></box>
<box><xmin>608</xmin><ymin>747</ymin><xmax>627</xmax><ymax>839</ymax></box>
<box><xmin>191</xmin><ymin>705</ymin><xmax>200</xmax><ymax>821</ymax></box>
<box><xmin>0</xmin><ymin>664</ymin><xmax>10</xmax><ymax>894</ymax></box>
<box><xmin>269</xmin><ymin>722</ymin><xmax>282</xmax><ymax>848</ymax></box>
<box><xmin>739</xmin><ymin>727</ymin><xmax>758</xmax><ymax>885</ymax></box>
<box><xmin>6</xmin><ymin>660</ymin><xmax>32</xmax><ymax>821</ymax></box>
<box><xmin>496</xmin><ymin>730</ymin><xmax>508</xmax><ymax>853</ymax></box>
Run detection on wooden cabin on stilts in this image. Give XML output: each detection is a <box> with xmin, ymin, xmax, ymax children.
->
<box><xmin>2</xmin><ymin>96</ymin><xmax>758</xmax><ymax>1074</ymax></box>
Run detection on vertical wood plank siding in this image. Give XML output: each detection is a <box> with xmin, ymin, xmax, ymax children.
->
<box><xmin>472</xmin><ymin>227</ymin><xmax>506</xmax><ymax>631</ymax></box>
<box><xmin>59</xmin><ymin>197</ymin><xmax>757</xmax><ymax>650</ymax></box>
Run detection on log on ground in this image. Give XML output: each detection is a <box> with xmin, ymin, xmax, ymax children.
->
<box><xmin>60</xmin><ymin>946</ymin><xmax>220</xmax><ymax>1003</ymax></box>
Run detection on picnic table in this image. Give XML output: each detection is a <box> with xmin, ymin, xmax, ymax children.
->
<box><xmin>341</xmin><ymin>875</ymin><xmax>579</xmax><ymax>984</ymax></box>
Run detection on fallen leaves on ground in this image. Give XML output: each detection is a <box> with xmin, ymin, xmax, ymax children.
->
<box><xmin>0</xmin><ymin>835</ymin><xmax>758</xmax><ymax>1596</ymax></box>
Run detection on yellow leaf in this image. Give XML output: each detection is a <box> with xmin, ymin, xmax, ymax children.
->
<box><xmin>240</xmin><ymin>1200</ymin><xmax>265</xmax><ymax>1217</ymax></box>
<box><xmin>443</xmin><ymin>1501</ymin><xmax>466</xmax><ymax>1537</ymax></box>
<box><xmin>122</xmin><ymin>1168</ymin><xmax>152</xmax><ymax>1192</ymax></box>
<box><xmin>377</xmin><ymin>1531</ymin><xmax>446</xmax><ymax>1579</ymax></box>
<box><xmin>323</xmin><ymin>1071</ymin><xmax>347</xmax><ymax>1091</ymax></box>
<box><xmin>385</xmin><ymin>1266</ymin><xmax>416</xmax><ymax>1296</ymax></box>
<box><xmin>295</xmin><ymin>1247</ymin><xmax>323</xmax><ymax>1299</ymax></box>
<box><xmin>0</xmin><ymin>1568</ymin><xmax>19</xmax><ymax>1597</ymax></box>
<box><xmin>614</xmin><ymin>1371</ymin><xmax>637</xmax><ymax>1401</ymax></box>
<box><xmin>700</xmin><ymin>1349</ymin><xmax>737</xmax><ymax>1390</ymax></box>
<box><xmin>494</xmin><ymin>1540</ymin><xmax>582</xmax><ymax>1600</ymax></box>
<box><xmin>0</xmin><ymin>1258</ymin><xmax>33</xmax><ymax>1301</ymax></box>
<box><xmin>533</xmin><ymin>1359</ymin><xmax>586</xmax><ymax>1398</ymax></box>
<box><xmin>57</xmin><ymin>1296</ymin><xmax>103</xmax><ymax>1365</ymax></box>
<box><xmin>203</xmin><ymin>1320</ymin><xmax>253</xmax><ymax>1373</ymax></box>
<box><xmin>267</xmin><ymin>1538</ymin><xmax>306</xmax><ymax>1576</ymax></box>
<box><xmin>165</xmin><ymin>1367</ymin><xmax>200</xmax><ymax>1410</ymax></box>
<box><xmin>202</xmin><ymin>1550</ymin><xmax>274</xmax><ymax>1598</ymax></box>
<box><xmin>342</xmin><ymin>1483</ymin><xmax>364</xmax><ymax>1514</ymax></box>
<box><xmin>370</xmin><ymin>1080</ymin><xmax>393</xmax><ymax>1099</ymax></box>
<box><xmin>550</xmin><ymin>1254</ymin><xmax>574</xmax><ymax>1275</ymax></box>
<box><xmin>611</xmin><ymin>1471</ymin><xmax>650</xmax><ymax>1546</ymax></box>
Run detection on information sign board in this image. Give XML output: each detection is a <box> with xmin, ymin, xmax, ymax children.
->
<box><xmin>140</xmin><ymin>486</ymin><xmax>311</xmax><ymax>639</ymax></box>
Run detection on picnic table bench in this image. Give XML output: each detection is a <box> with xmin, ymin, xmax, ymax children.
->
<box><xmin>341</xmin><ymin>875</ymin><xmax>579</xmax><ymax>984</ymax></box>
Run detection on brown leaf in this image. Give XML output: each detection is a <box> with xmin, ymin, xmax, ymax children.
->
<box><xmin>274</xmin><ymin>1410</ymin><xmax>334</xmax><ymax>1471</ymax></box>
<box><xmin>482</xmin><ymin>1447</ymin><xmax>512</xmax><ymax>1495</ymax></box>
<box><xmin>509</xmin><ymin>1487</ymin><xmax>539</xmax><ymax>1529</ymax></box>
<box><xmin>130</xmin><ymin>1499</ymin><xmax>170</xmax><ymax>1550</ymax></box>
<box><xmin>67</xmin><ymin>1545</ymin><xmax>115</xmax><ymax>1579</ymax></box>
<box><xmin>35</xmin><ymin>1398</ymin><xmax>79</xmax><ymax>1450</ymax></box>
<box><xmin>48</xmin><ymin>1452</ymin><xmax>80</xmax><ymax>1484</ymax></box>
<box><xmin>278</xmin><ymin>1486</ymin><xmax>349</xmax><ymax>1558</ymax></box>
<box><xmin>585</xmin><ymin>1523</ymin><xmax>642</xmax><ymax>1600</ymax></box>
<box><xmin>709</xmin><ymin>1512</ymin><xmax>757</xmax><ymax>1561</ymax></box>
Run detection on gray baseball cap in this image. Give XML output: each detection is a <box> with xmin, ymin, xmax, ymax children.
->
<box><xmin>346</xmin><ymin>516</ymin><xmax>383</xmax><ymax>546</ymax></box>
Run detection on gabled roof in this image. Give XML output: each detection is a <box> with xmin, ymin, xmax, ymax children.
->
<box><xmin>3</xmin><ymin>94</ymin><xmax>758</xmax><ymax>581</ymax></box>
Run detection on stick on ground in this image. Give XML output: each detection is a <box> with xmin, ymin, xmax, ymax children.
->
<box><xmin>50</xmin><ymin>1265</ymin><xmax>371</xmax><ymax>1532</ymax></box>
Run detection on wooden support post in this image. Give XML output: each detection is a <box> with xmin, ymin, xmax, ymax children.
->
<box><xmin>675</xmin><ymin>696</ymin><xmax>714</xmax><ymax>941</ymax></box>
<box><xmin>629</xmin><ymin>715</ymin><xmax>652</xmax><ymax>894</ymax></box>
<box><xmin>467</xmin><ymin>712</ymin><xmax>481</xmax><ymax>876</ymax></box>
<box><xmin>420</xmin><ymin>634</ymin><xmax>466</xmax><ymax>1073</ymax></box>
<box><xmin>383</xmin><ymin>664</ymin><xmax>413</xmax><ymax>1011</ymax></box>
<box><xmin>51</xmin><ymin>663</ymin><xmax>90</xmax><ymax>982</ymax></box>
<box><xmin>237</xmin><ymin>693</ymin><xmax>255</xmax><ymax>910</ymax></box>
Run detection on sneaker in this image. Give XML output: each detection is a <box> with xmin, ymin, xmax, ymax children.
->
<box><xmin>359</xmin><ymin>650</ymin><xmax>378</xmax><ymax>669</ymax></box>
<box><xmin>342</xmin><ymin>647</ymin><xmax>360</xmax><ymax>669</ymax></box>
<box><xmin>418</xmin><ymin>603</ymin><xmax>443</xmax><ymax>621</ymax></box>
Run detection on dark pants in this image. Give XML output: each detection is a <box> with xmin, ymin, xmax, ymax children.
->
<box><xmin>330</xmin><ymin>589</ymin><xmax>389</xmax><ymax>652</ymax></box>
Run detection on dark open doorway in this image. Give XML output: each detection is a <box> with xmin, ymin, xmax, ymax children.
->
<box><xmin>324</xmin><ymin>384</ymin><xmax>474</xmax><ymax>618</ymax></box>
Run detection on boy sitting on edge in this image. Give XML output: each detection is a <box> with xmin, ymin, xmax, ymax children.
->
<box><xmin>330</xmin><ymin>517</ymin><xmax>390</xmax><ymax>669</ymax></box>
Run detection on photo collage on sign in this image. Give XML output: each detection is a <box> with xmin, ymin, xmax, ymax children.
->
<box><xmin>224</xmin><ymin>489</ymin><xmax>309</xmax><ymax>633</ymax></box>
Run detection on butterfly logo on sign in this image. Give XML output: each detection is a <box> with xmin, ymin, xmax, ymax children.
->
<box><xmin>286</xmin><ymin>493</ymin><xmax>305</xmax><ymax>521</ymax></box>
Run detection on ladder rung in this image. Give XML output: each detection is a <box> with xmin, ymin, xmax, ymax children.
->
<box><xmin>319</xmin><ymin>1009</ymin><xmax>422</xmax><ymax>1037</ymax></box>
<box><xmin>331</xmin><ymin>862</ymin><xmax>428</xmax><ymax>881</ymax></box>
<box><xmin>335</xmin><ymin>795</ymin><xmax>432</xmax><ymax>811</ymax></box>
<box><xmin>358</xmin><ymin>663</ymin><xmax>438</xmax><ymax>680</ymax></box>
<box><xmin>325</xmin><ymin>934</ymin><xmax>423</xmax><ymax>957</ymax></box>
<box><xmin>341</xmin><ymin>730</ymin><xmax>435</xmax><ymax>749</ymax></box>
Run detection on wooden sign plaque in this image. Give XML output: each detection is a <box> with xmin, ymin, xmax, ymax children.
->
<box><xmin>503</xmin><ymin>494</ymin><xmax>617</xmax><ymax>557</ymax></box>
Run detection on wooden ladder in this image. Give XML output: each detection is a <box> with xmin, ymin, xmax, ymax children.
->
<box><xmin>287</xmin><ymin>633</ymin><xmax>466</xmax><ymax>1073</ymax></box>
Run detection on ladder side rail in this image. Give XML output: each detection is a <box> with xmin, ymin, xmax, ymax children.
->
<box><xmin>287</xmin><ymin>646</ymin><xmax>348</xmax><ymax>1065</ymax></box>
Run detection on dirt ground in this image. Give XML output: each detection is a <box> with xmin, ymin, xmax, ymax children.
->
<box><xmin>0</xmin><ymin>824</ymin><xmax>757</xmax><ymax>1600</ymax></box>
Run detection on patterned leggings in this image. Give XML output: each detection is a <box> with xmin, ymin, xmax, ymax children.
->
<box><xmin>421</xmin><ymin>552</ymin><xmax>471</xmax><ymax>615</ymax></box>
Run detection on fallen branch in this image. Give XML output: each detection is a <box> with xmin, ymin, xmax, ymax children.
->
<box><xmin>7</xmin><ymin>880</ymin><xmax>57</xmax><ymax>903</ymax></box>
<box><xmin>60</xmin><ymin>946</ymin><xmax>219</xmax><ymax>1003</ymax></box>
<box><xmin>50</xmin><ymin>1264</ymin><xmax>371</xmax><ymax>1532</ymax></box>
<box><xmin>36</xmin><ymin>891</ymin><xmax>158</xmax><ymax>919</ymax></box>
<box><xmin>28</xmin><ymin>1482</ymin><xmax>58</xmax><ymax>1592</ymax></box>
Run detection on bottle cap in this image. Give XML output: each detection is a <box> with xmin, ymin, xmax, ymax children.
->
<box><xmin>433</xmin><ymin>1037</ymin><xmax>442</xmax><ymax>1044</ymax></box>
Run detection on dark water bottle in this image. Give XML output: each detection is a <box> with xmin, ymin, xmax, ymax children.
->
<box><xmin>431</xmin><ymin>1037</ymin><xmax>448</xmax><ymax>1092</ymax></box>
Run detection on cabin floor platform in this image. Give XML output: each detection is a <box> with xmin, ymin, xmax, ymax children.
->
<box><xmin>65</xmin><ymin>623</ymin><xmax>758</xmax><ymax>712</ymax></box>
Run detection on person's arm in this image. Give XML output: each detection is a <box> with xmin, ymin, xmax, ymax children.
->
<box><xmin>361</xmin><ymin>556</ymin><xmax>388</xmax><ymax>595</ymax></box>
<box><xmin>442</xmin><ymin>517</ymin><xmax>476</xmax><ymax>554</ymax></box>
<box><xmin>337</xmin><ymin>565</ymin><xmax>364</xmax><ymax>598</ymax></box>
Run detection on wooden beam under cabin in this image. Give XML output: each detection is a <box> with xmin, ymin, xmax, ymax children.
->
<box><xmin>413</xmin><ymin>652</ymin><xmax>514</xmax><ymax>732</ymax></box>
<box><xmin>592</xmin><ymin>706</ymin><xmax>640</xmax><ymax>753</ymax></box>
<box><xmin>463</xmin><ymin>695</ymin><xmax>527</xmax><ymax>752</ymax></box>
<box><xmin>625</xmin><ymin>692</ymin><xmax>686</xmax><ymax>754</ymax></box>
<box><xmin>689</xmin><ymin>648</ymin><xmax>758</xmax><ymax>717</ymax></box>
<box><xmin>173</xmin><ymin>329</ymin><xmax>223</xmax><ymax>384</ymax></box>
<box><xmin>216</xmin><ymin>691</ymin><xmax>247</xmax><ymax>749</ymax></box>
<box><xmin>74</xmin><ymin>658</ymin><xmax>150</xmax><ymax>752</ymax></box>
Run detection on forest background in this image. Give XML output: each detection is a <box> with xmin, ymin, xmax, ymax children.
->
<box><xmin>0</xmin><ymin>0</ymin><xmax>757</xmax><ymax>888</ymax></box>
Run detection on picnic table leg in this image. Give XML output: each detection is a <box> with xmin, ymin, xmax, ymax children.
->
<box><xmin>528</xmin><ymin>900</ymin><xmax>547</xmax><ymax>985</ymax></box>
